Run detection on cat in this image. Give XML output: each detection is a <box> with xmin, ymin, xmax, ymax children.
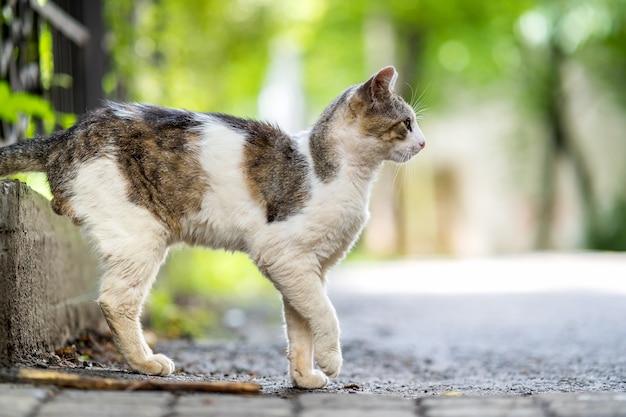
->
<box><xmin>0</xmin><ymin>66</ymin><xmax>425</xmax><ymax>389</ymax></box>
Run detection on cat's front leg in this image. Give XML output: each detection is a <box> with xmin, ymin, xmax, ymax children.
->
<box><xmin>272</xmin><ymin>267</ymin><xmax>342</xmax><ymax>386</ymax></box>
<box><xmin>310</xmin><ymin>304</ymin><xmax>342</xmax><ymax>380</ymax></box>
<box><xmin>283</xmin><ymin>299</ymin><xmax>329</xmax><ymax>389</ymax></box>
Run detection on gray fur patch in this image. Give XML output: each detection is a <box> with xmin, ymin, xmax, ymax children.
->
<box><xmin>308</xmin><ymin>88</ymin><xmax>353</xmax><ymax>183</ymax></box>
<box><xmin>214</xmin><ymin>114</ymin><xmax>311</xmax><ymax>223</ymax></box>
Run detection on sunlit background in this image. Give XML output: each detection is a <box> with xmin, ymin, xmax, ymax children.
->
<box><xmin>3</xmin><ymin>0</ymin><xmax>625</xmax><ymax>337</ymax></box>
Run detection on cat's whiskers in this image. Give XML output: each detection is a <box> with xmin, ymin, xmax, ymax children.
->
<box><xmin>409</xmin><ymin>84</ymin><xmax>430</xmax><ymax>121</ymax></box>
<box><xmin>406</xmin><ymin>83</ymin><xmax>418</xmax><ymax>110</ymax></box>
<box><xmin>403</xmin><ymin>149</ymin><xmax>413</xmax><ymax>190</ymax></box>
<box><xmin>391</xmin><ymin>148</ymin><xmax>413</xmax><ymax>203</ymax></box>
<box><xmin>404</xmin><ymin>154</ymin><xmax>416</xmax><ymax>192</ymax></box>
<box><xmin>395</xmin><ymin>164</ymin><xmax>404</xmax><ymax>203</ymax></box>
<box><xmin>390</xmin><ymin>162</ymin><xmax>400</xmax><ymax>186</ymax></box>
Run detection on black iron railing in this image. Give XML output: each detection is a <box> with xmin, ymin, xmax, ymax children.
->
<box><xmin>0</xmin><ymin>0</ymin><xmax>104</xmax><ymax>145</ymax></box>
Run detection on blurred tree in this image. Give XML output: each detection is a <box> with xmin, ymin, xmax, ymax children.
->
<box><xmin>513</xmin><ymin>0</ymin><xmax>626</xmax><ymax>249</ymax></box>
<box><xmin>104</xmin><ymin>0</ymin><xmax>281</xmax><ymax>114</ymax></box>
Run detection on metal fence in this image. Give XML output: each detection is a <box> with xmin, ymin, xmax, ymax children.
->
<box><xmin>0</xmin><ymin>0</ymin><xmax>105</xmax><ymax>144</ymax></box>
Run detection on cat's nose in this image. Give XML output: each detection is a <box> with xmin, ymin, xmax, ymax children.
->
<box><xmin>414</xmin><ymin>125</ymin><xmax>426</xmax><ymax>150</ymax></box>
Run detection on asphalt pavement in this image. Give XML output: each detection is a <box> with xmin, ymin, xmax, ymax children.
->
<box><xmin>2</xmin><ymin>252</ymin><xmax>626</xmax><ymax>416</ymax></box>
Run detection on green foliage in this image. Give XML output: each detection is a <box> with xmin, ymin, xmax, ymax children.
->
<box><xmin>148</xmin><ymin>248</ymin><xmax>276</xmax><ymax>338</ymax></box>
<box><xmin>104</xmin><ymin>0</ymin><xmax>278</xmax><ymax>115</ymax></box>
<box><xmin>0</xmin><ymin>82</ymin><xmax>53</xmax><ymax>198</ymax></box>
<box><xmin>0</xmin><ymin>81</ymin><xmax>77</xmax><ymax>199</ymax></box>
<box><xmin>147</xmin><ymin>290</ymin><xmax>219</xmax><ymax>339</ymax></box>
<box><xmin>39</xmin><ymin>24</ymin><xmax>54</xmax><ymax>90</ymax></box>
<box><xmin>10</xmin><ymin>173</ymin><xmax>52</xmax><ymax>199</ymax></box>
<box><xmin>160</xmin><ymin>248</ymin><xmax>272</xmax><ymax>300</ymax></box>
<box><xmin>586</xmin><ymin>198</ymin><xmax>626</xmax><ymax>251</ymax></box>
<box><xmin>0</xmin><ymin>81</ymin><xmax>55</xmax><ymax>129</ymax></box>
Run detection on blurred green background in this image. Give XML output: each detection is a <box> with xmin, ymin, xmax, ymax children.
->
<box><xmin>3</xmin><ymin>0</ymin><xmax>626</xmax><ymax>338</ymax></box>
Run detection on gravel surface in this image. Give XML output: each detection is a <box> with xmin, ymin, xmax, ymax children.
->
<box><xmin>151</xmin><ymin>291</ymin><xmax>626</xmax><ymax>398</ymax></box>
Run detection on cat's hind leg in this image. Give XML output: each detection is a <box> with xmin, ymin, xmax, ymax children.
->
<box><xmin>97</xmin><ymin>239</ymin><xmax>174</xmax><ymax>376</ymax></box>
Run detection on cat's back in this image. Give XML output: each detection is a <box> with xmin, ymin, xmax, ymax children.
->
<box><xmin>45</xmin><ymin>103</ymin><xmax>206</xmax><ymax>169</ymax></box>
<box><xmin>47</xmin><ymin>103</ymin><xmax>219</xmax><ymax>234</ymax></box>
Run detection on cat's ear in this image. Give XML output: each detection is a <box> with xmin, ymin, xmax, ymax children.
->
<box><xmin>360</xmin><ymin>66</ymin><xmax>398</xmax><ymax>103</ymax></box>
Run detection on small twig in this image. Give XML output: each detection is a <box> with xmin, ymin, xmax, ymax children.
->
<box><xmin>17</xmin><ymin>368</ymin><xmax>261</xmax><ymax>394</ymax></box>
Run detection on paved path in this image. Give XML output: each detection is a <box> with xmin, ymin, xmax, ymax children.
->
<box><xmin>2</xmin><ymin>384</ymin><xmax>626</xmax><ymax>416</ymax></box>
<box><xmin>2</xmin><ymin>253</ymin><xmax>626</xmax><ymax>415</ymax></box>
<box><xmin>325</xmin><ymin>253</ymin><xmax>626</xmax><ymax>396</ymax></box>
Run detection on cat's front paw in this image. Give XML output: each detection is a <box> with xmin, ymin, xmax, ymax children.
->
<box><xmin>128</xmin><ymin>353</ymin><xmax>175</xmax><ymax>376</ymax></box>
<box><xmin>315</xmin><ymin>348</ymin><xmax>342</xmax><ymax>378</ymax></box>
<box><xmin>291</xmin><ymin>369</ymin><xmax>329</xmax><ymax>389</ymax></box>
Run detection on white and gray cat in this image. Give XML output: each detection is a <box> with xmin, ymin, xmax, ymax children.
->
<box><xmin>0</xmin><ymin>66</ymin><xmax>425</xmax><ymax>388</ymax></box>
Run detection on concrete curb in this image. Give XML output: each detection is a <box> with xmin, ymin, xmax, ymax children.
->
<box><xmin>0</xmin><ymin>180</ymin><xmax>102</xmax><ymax>365</ymax></box>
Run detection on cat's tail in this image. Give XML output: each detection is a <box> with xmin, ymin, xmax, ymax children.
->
<box><xmin>0</xmin><ymin>136</ymin><xmax>50</xmax><ymax>175</ymax></box>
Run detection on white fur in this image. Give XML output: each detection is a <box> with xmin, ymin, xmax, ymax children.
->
<box><xmin>182</xmin><ymin>119</ymin><xmax>266</xmax><ymax>250</ymax></box>
<box><xmin>108</xmin><ymin>102</ymin><xmax>143</xmax><ymax>120</ymax></box>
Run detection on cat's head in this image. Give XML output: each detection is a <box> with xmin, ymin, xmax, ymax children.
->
<box><xmin>310</xmin><ymin>67</ymin><xmax>425</xmax><ymax>182</ymax></box>
<box><xmin>345</xmin><ymin>66</ymin><xmax>426</xmax><ymax>165</ymax></box>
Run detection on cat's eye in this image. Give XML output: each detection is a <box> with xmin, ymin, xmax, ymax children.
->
<box><xmin>403</xmin><ymin>118</ymin><xmax>412</xmax><ymax>132</ymax></box>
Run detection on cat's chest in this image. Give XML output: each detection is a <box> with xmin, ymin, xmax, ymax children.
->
<box><xmin>309</xmin><ymin>191</ymin><xmax>368</xmax><ymax>230</ymax></box>
<box><xmin>304</xmin><ymin>193</ymin><xmax>369</xmax><ymax>271</ymax></box>
<box><xmin>299</xmin><ymin>181</ymin><xmax>370</xmax><ymax>248</ymax></box>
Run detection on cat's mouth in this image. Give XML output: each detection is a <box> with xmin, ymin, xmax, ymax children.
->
<box><xmin>390</xmin><ymin>144</ymin><xmax>424</xmax><ymax>163</ymax></box>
